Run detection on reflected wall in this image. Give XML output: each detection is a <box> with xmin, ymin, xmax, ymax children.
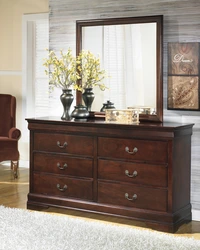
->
<box><xmin>82</xmin><ymin>23</ymin><xmax>156</xmax><ymax>112</ymax></box>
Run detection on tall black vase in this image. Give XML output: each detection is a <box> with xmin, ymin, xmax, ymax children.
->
<box><xmin>60</xmin><ymin>89</ymin><xmax>74</xmax><ymax>120</ymax></box>
<box><xmin>82</xmin><ymin>88</ymin><xmax>95</xmax><ymax>111</ymax></box>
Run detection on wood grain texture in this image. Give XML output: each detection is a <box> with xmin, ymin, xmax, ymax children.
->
<box><xmin>26</xmin><ymin>117</ymin><xmax>193</xmax><ymax>232</ymax></box>
<box><xmin>49</xmin><ymin>0</ymin><xmax>200</xmax><ymax>211</ymax></box>
<box><xmin>0</xmin><ymin>163</ymin><xmax>200</xmax><ymax>238</ymax></box>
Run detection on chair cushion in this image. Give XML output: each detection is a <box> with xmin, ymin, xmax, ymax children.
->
<box><xmin>0</xmin><ymin>138</ymin><xmax>19</xmax><ymax>162</ymax></box>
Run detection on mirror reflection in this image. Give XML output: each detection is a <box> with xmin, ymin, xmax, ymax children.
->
<box><xmin>82</xmin><ymin>23</ymin><xmax>157</xmax><ymax>113</ymax></box>
<box><xmin>76</xmin><ymin>15</ymin><xmax>163</xmax><ymax>122</ymax></box>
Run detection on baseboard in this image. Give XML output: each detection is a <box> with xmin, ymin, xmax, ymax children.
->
<box><xmin>192</xmin><ymin>209</ymin><xmax>200</xmax><ymax>221</ymax></box>
<box><xmin>0</xmin><ymin>160</ymin><xmax>29</xmax><ymax>168</ymax></box>
<box><xmin>19</xmin><ymin>160</ymin><xmax>29</xmax><ymax>168</ymax></box>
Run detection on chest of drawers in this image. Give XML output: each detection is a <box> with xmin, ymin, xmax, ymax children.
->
<box><xmin>26</xmin><ymin>117</ymin><xmax>193</xmax><ymax>233</ymax></box>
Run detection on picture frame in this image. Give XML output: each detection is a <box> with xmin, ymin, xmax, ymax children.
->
<box><xmin>167</xmin><ymin>42</ymin><xmax>200</xmax><ymax>110</ymax></box>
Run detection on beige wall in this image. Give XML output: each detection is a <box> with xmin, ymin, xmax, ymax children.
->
<box><xmin>0</xmin><ymin>0</ymin><xmax>49</xmax><ymax>160</ymax></box>
<box><xmin>0</xmin><ymin>0</ymin><xmax>48</xmax><ymax>70</ymax></box>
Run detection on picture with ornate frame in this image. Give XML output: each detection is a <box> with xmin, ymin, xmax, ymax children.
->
<box><xmin>167</xmin><ymin>42</ymin><xmax>199</xmax><ymax>110</ymax></box>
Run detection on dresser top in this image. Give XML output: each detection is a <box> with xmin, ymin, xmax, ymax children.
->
<box><xmin>26</xmin><ymin>116</ymin><xmax>194</xmax><ymax>138</ymax></box>
<box><xmin>26</xmin><ymin>116</ymin><xmax>193</xmax><ymax>127</ymax></box>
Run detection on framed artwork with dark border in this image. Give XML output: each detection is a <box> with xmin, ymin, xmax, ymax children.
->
<box><xmin>167</xmin><ymin>42</ymin><xmax>200</xmax><ymax>110</ymax></box>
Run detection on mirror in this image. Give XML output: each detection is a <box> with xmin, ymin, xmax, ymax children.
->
<box><xmin>76</xmin><ymin>15</ymin><xmax>163</xmax><ymax>122</ymax></box>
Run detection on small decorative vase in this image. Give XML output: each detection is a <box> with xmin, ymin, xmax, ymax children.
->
<box><xmin>60</xmin><ymin>89</ymin><xmax>74</xmax><ymax>120</ymax></box>
<box><xmin>82</xmin><ymin>88</ymin><xmax>95</xmax><ymax>111</ymax></box>
<box><xmin>71</xmin><ymin>104</ymin><xmax>90</xmax><ymax>121</ymax></box>
<box><xmin>100</xmin><ymin>100</ymin><xmax>115</xmax><ymax>112</ymax></box>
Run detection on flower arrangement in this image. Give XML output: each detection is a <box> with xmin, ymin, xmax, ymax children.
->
<box><xmin>43</xmin><ymin>48</ymin><xmax>80</xmax><ymax>90</ymax></box>
<box><xmin>75</xmin><ymin>50</ymin><xmax>107</xmax><ymax>92</ymax></box>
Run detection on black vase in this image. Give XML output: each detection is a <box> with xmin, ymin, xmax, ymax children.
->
<box><xmin>71</xmin><ymin>104</ymin><xmax>90</xmax><ymax>121</ymax></box>
<box><xmin>60</xmin><ymin>89</ymin><xmax>74</xmax><ymax>120</ymax></box>
<box><xmin>82</xmin><ymin>88</ymin><xmax>95</xmax><ymax>111</ymax></box>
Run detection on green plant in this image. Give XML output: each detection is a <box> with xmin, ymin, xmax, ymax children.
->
<box><xmin>43</xmin><ymin>48</ymin><xmax>80</xmax><ymax>90</ymax></box>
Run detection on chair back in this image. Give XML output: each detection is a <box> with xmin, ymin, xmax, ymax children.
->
<box><xmin>0</xmin><ymin>94</ymin><xmax>16</xmax><ymax>136</ymax></box>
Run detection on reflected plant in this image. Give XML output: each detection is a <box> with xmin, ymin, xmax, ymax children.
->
<box><xmin>75</xmin><ymin>50</ymin><xmax>108</xmax><ymax>92</ymax></box>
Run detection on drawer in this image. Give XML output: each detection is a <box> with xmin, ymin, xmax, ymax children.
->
<box><xmin>98</xmin><ymin>182</ymin><xmax>167</xmax><ymax>212</ymax></box>
<box><xmin>34</xmin><ymin>152</ymin><xmax>93</xmax><ymax>178</ymax></box>
<box><xmin>98</xmin><ymin>137</ymin><xmax>168</xmax><ymax>163</ymax></box>
<box><xmin>34</xmin><ymin>132</ymin><xmax>94</xmax><ymax>156</ymax></box>
<box><xmin>98</xmin><ymin>159</ymin><xmax>167</xmax><ymax>187</ymax></box>
<box><xmin>33</xmin><ymin>173</ymin><xmax>93</xmax><ymax>201</ymax></box>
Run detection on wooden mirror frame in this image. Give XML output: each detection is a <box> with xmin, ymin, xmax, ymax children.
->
<box><xmin>76</xmin><ymin>15</ymin><xmax>163</xmax><ymax>122</ymax></box>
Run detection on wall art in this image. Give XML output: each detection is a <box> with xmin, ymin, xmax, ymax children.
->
<box><xmin>167</xmin><ymin>42</ymin><xmax>199</xmax><ymax>110</ymax></box>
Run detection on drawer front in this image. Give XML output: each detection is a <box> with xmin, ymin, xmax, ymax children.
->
<box><xmin>98</xmin><ymin>137</ymin><xmax>168</xmax><ymax>163</ymax></box>
<box><xmin>34</xmin><ymin>152</ymin><xmax>93</xmax><ymax>178</ymax></box>
<box><xmin>98</xmin><ymin>182</ymin><xmax>167</xmax><ymax>212</ymax></box>
<box><xmin>98</xmin><ymin>159</ymin><xmax>167</xmax><ymax>187</ymax></box>
<box><xmin>34</xmin><ymin>132</ymin><xmax>94</xmax><ymax>156</ymax></box>
<box><xmin>33</xmin><ymin>173</ymin><xmax>93</xmax><ymax>200</ymax></box>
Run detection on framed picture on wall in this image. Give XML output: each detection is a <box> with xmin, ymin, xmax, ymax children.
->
<box><xmin>167</xmin><ymin>42</ymin><xmax>200</xmax><ymax>110</ymax></box>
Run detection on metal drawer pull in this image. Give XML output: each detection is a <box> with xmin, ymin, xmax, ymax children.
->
<box><xmin>125</xmin><ymin>170</ymin><xmax>137</xmax><ymax>178</ymax></box>
<box><xmin>125</xmin><ymin>193</ymin><xmax>137</xmax><ymax>201</ymax></box>
<box><xmin>57</xmin><ymin>141</ymin><xmax>67</xmax><ymax>148</ymax></box>
<box><xmin>56</xmin><ymin>184</ymin><xmax>67</xmax><ymax>192</ymax></box>
<box><xmin>57</xmin><ymin>163</ymin><xmax>68</xmax><ymax>170</ymax></box>
<box><xmin>125</xmin><ymin>146</ymin><xmax>138</xmax><ymax>154</ymax></box>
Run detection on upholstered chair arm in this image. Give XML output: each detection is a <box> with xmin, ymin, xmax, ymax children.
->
<box><xmin>8</xmin><ymin>127</ymin><xmax>21</xmax><ymax>140</ymax></box>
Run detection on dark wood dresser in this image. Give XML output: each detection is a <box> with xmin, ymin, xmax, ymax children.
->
<box><xmin>26</xmin><ymin>117</ymin><xmax>193</xmax><ymax>233</ymax></box>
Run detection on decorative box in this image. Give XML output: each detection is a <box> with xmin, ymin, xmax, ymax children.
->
<box><xmin>127</xmin><ymin>106</ymin><xmax>155</xmax><ymax>115</ymax></box>
<box><xmin>105</xmin><ymin>109</ymin><xmax>139</xmax><ymax>124</ymax></box>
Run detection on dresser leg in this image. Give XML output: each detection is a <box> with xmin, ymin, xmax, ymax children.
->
<box><xmin>27</xmin><ymin>201</ymin><xmax>50</xmax><ymax>211</ymax></box>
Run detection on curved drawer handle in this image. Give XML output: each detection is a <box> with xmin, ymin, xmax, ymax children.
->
<box><xmin>125</xmin><ymin>146</ymin><xmax>138</xmax><ymax>154</ymax></box>
<box><xmin>57</xmin><ymin>163</ymin><xmax>68</xmax><ymax>170</ymax></box>
<box><xmin>125</xmin><ymin>170</ymin><xmax>137</xmax><ymax>178</ymax></box>
<box><xmin>57</xmin><ymin>141</ymin><xmax>67</xmax><ymax>149</ymax></box>
<box><xmin>125</xmin><ymin>193</ymin><xmax>137</xmax><ymax>201</ymax></box>
<box><xmin>56</xmin><ymin>184</ymin><xmax>67</xmax><ymax>192</ymax></box>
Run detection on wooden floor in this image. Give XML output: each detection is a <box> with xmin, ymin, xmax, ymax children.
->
<box><xmin>0</xmin><ymin>163</ymin><xmax>200</xmax><ymax>239</ymax></box>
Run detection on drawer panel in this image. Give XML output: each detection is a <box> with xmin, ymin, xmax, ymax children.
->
<box><xmin>34</xmin><ymin>132</ymin><xmax>94</xmax><ymax>156</ymax></box>
<box><xmin>33</xmin><ymin>173</ymin><xmax>93</xmax><ymax>200</ymax></box>
<box><xmin>34</xmin><ymin>152</ymin><xmax>93</xmax><ymax>178</ymax></box>
<box><xmin>98</xmin><ymin>159</ymin><xmax>167</xmax><ymax>187</ymax></box>
<box><xmin>98</xmin><ymin>182</ymin><xmax>167</xmax><ymax>212</ymax></box>
<box><xmin>98</xmin><ymin>137</ymin><xmax>168</xmax><ymax>163</ymax></box>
